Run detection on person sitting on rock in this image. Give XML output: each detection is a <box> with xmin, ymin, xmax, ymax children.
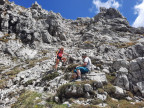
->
<box><xmin>54</xmin><ymin>47</ymin><xmax>69</xmax><ymax>71</ymax></box>
<box><xmin>73</xmin><ymin>53</ymin><xmax>92</xmax><ymax>81</ymax></box>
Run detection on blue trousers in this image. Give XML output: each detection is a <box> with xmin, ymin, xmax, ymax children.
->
<box><xmin>74</xmin><ymin>67</ymin><xmax>89</xmax><ymax>74</ymax></box>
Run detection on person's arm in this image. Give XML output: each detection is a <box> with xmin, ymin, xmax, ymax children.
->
<box><xmin>63</xmin><ymin>52</ymin><xmax>69</xmax><ymax>56</ymax></box>
<box><xmin>56</xmin><ymin>50</ymin><xmax>59</xmax><ymax>58</ymax></box>
<box><xmin>79</xmin><ymin>57</ymin><xmax>88</xmax><ymax>67</ymax></box>
<box><xmin>77</xmin><ymin>62</ymin><xmax>87</xmax><ymax>67</ymax></box>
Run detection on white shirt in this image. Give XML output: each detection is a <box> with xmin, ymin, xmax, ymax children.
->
<box><xmin>84</xmin><ymin>57</ymin><xmax>92</xmax><ymax>70</ymax></box>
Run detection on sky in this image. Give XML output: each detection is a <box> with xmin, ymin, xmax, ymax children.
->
<box><xmin>9</xmin><ymin>0</ymin><xmax>144</xmax><ymax>28</ymax></box>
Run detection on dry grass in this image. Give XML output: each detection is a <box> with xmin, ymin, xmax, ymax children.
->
<box><xmin>71</xmin><ymin>104</ymin><xmax>99</xmax><ymax>108</ymax></box>
<box><xmin>105</xmin><ymin>96</ymin><xmax>144</xmax><ymax>108</ymax></box>
<box><xmin>126</xmin><ymin>91</ymin><xmax>134</xmax><ymax>98</ymax></box>
<box><xmin>109</xmin><ymin>42</ymin><xmax>137</xmax><ymax>48</ymax></box>
<box><xmin>106</xmin><ymin>74</ymin><xmax>116</xmax><ymax>83</ymax></box>
<box><xmin>0</xmin><ymin>79</ymin><xmax>6</xmax><ymax>89</ymax></box>
<box><xmin>83</xmin><ymin>41</ymin><xmax>93</xmax><ymax>44</ymax></box>
<box><xmin>26</xmin><ymin>57</ymin><xmax>49</xmax><ymax>68</ymax></box>
<box><xmin>97</xmin><ymin>88</ymin><xmax>105</xmax><ymax>94</ymax></box>
<box><xmin>0</xmin><ymin>66</ymin><xmax>25</xmax><ymax>89</ymax></box>
<box><xmin>0</xmin><ymin>34</ymin><xmax>17</xmax><ymax>42</ymax></box>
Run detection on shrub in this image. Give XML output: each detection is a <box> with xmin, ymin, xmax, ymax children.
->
<box><xmin>104</xmin><ymin>83</ymin><xmax>116</xmax><ymax>96</ymax></box>
<box><xmin>106</xmin><ymin>74</ymin><xmax>116</xmax><ymax>83</ymax></box>
<box><xmin>41</xmin><ymin>72</ymin><xmax>59</xmax><ymax>82</ymax></box>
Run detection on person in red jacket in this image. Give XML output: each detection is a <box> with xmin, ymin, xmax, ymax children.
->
<box><xmin>54</xmin><ymin>47</ymin><xmax>68</xmax><ymax>70</ymax></box>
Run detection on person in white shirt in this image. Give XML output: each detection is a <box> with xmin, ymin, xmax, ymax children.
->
<box><xmin>73</xmin><ymin>53</ymin><xmax>91</xmax><ymax>81</ymax></box>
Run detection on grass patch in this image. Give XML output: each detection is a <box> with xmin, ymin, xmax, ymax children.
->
<box><xmin>0</xmin><ymin>34</ymin><xmax>11</xmax><ymax>42</ymax></box>
<box><xmin>97</xmin><ymin>88</ymin><xmax>105</xmax><ymax>94</ymax></box>
<box><xmin>109</xmin><ymin>42</ymin><xmax>137</xmax><ymax>48</ymax></box>
<box><xmin>46</xmin><ymin>102</ymin><xmax>67</xmax><ymax>108</ymax></box>
<box><xmin>11</xmin><ymin>90</ymin><xmax>42</xmax><ymax>108</ymax></box>
<box><xmin>0</xmin><ymin>79</ymin><xmax>6</xmax><ymax>89</ymax></box>
<box><xmin>71</xmin><ymin>104</ymin><xmax>99</xmax><ymax>108</ymax></box>
<box><xmin>41</xmin><ymin>72</ymin><xmax>59</xmax><ymax>82</ymax></box>
<box><xmin>105</xmin><ymin>96</ymin><xmax>144</xmax><ymax>108</ymax></box>
<box><xmin>106</xmin><ymin>74</ymin><xmax>116</xmax><ymax>83</ymax></box>
<box><xmin>104</xmin><ymin>83</ymin><xmax>116</xmax><ymax>96</ymax></box>
<box><xmin>91</xmin><ymin>99</ymin><xmax>103</xmax><ymax>105</ymax></box>
<box><xmin>118</xmin><ymin>100</ymin><xmax>144</xmax><ymax>108</ymax></box>
<box><xmin>26</xmin><ymin>57</ymin><xmax>49</xmax><ymax>68</ymax></box>
<box><xmin>105</xmin><ymin>96</ymin><xmax>119</xmax><ymax>108</ymax></box>
<box><xmin>126</xmin><ymin>91</ymin><xmax>134</xmax><ymax>98</ymax></box>
<box><xmin>83</xmin><ymin>41</ymin><xmax>93</xmax><ymax>44</ymax></box>
<box><xmin>4</xmin><ymin>66</ymin><xmax>25</xmax><ymax>79</ymax></box>
<box><xmin>24</xmin><ymin>79</ymin><xmax>35</xmax><ymax>87</ymax></box>
<box><xmin>0</xmin><ymin>66</ymin><xmax>25</xmax><ymax>89</ymax></box>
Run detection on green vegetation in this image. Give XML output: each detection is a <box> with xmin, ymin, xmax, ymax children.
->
<box><xmin>105</xmin><ymin>95</ymin><xmax>144</xmax><ymax>108</ymax></box>
<box><xmin>126</xmin><ymin>91</ymin><xmax>134</xmax><ymax>98</ymax></box>
<box><xmin>97</xmin><ymin>88</ymin><xmax>105</xmax><ymax>94</ymax></box>
<box><xmin>71</xmin><ymin>104</ymin><xmax>99</xmax><ymax>108</ymax></box>
<box><xmin>91</xmin><ymin>99</ymin><xmax>103</xmax><ymax>105</ymax></box>
<box><xmin>106</xmin><ymin>74</ymin><xmax>116</xmax><ymax>83</ymax></box>
<box><xmin>104</xmin><ymin>83</ymin><xmax>116</xmax><ymax>96</ymax></box>
<box><xmin>46</xmin><ymin>102</ymin><xmax>68</xmax><ymax>108</ymax></box>
<box><xmin>83</xmin><ymin>41</ymin><xmax>94</xmax><ymax>44</ymax></box>
<box><xmin>11</xmin><ymin>90</ymin><xmax>42</xmax><ymax>108</ymax></box>
<box><xmin>41</xmin><ymin>72</ymin><xmax>59</xmax><ymax>82</ymax></box>
<box><xmin>12</xmin><ymin>90</ymin><xmax>68</xmax><ymax>108</ymax></box>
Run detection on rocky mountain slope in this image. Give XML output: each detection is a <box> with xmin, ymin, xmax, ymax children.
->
<box><xmin>0</xmin><ymin>0</ymin><xmax>144</xmax><ymax>108</ymax></box>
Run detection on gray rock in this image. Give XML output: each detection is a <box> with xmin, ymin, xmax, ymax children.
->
<box><xmin>87</xmin><ymin>72</ymin><xmax>107</xmax><ymax>83</ymax></box>
<box><xmin>114</xmin><ymin>74</ymin><xmax>129</xmax><ymax>90</ymax></box>
<box><xmin>136</xmin><ymin>81</ymin><xmax>144</xmax><ymax>97</ymax></box>
<box><xmin>115</xmin><ymin>86</ymin><xmax>125</xmax><ymax>98</ymax></box>
<box><xmin>97</xmin><ymin>93</ymin><xmax>107</xmax><ymax>101</ymax></box>
<box><xmin>0</xmin><ymin>0</ymin><xmax>7</xmax><ymax>5</ymax></box>
<box><xmin>118</xmin><ymin>67</ymin><xmax>128</xmax><ymax>75</ymax></box>
<box><xmin>41</xmin><ymin>30</ymin><xmax>52</xmax><ymax>44</ymax></box>
<box><xmin>84</xmin><ymin>84</ymin><xmax>93</xmax><ymax>92</ymax></box>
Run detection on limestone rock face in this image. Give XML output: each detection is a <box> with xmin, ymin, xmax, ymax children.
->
<box><xmin>1</xmin><ymin>0</ymin><xmax>144</xmax><ymax>107</ymax></box>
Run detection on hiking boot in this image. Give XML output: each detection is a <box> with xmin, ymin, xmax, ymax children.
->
<box><xmin>75</xmin><ymin>78</ymin><xmax>81</xmax><ymax>81</ymax></box>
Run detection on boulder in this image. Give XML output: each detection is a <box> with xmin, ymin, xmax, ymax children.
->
<box><xmin>114</xmin><ymin>74</ymin><xmax>129</xmax><ymax>90</ymax></box>
<box><xmin>0</xmin><ymin>0</ymin><xmax>6</xmax><ymax>5</ymax></box>
<box><xmin>114</xmin><ymin>86</ymin><xmax>125</xmax><ymax>98</ymax></box>
<box><xmin>136</xmin><ymin>81</ymin><xmax>144</xmax><ymax>97</ymax></box>
<box><xmin>87</xmin><ymin>72</ymin><xmax>107</xmax><ymax>83</ymax></box>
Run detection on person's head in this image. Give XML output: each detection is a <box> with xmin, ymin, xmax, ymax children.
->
<box><xmin>82</xmin><ymin>53</ymin><xmax>87</xmax><ymax>58</ymax></box>
<box><xmin>60</xmin><ymin>47</ymin><xmax>64</xmax><ymax>51</ymax></box>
